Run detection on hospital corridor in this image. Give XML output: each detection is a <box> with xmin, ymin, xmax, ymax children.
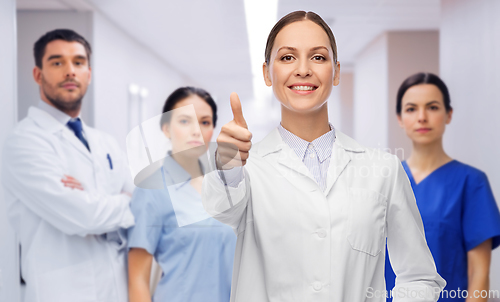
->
<box><xmin>0</xmin><ymin>0</ymin><xmax>499</xmax><ymax>301</ymax></box>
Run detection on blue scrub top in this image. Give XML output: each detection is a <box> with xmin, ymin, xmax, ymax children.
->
<box><xmin>127</xmin><ymin>155</ymin><xmax>237</xmax><ymax>302</ymax></box>
<box><xmin>385</xmin><ymin>160</ymin><xmax>500</xmax><ymax>302</ymax></box>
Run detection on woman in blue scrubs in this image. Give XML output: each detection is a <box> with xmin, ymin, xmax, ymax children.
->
<box><xmin>127</xmin><ymin>87</ymin><xmax>237</xmax><ymax>302</ymax></box>
<box><xmin>385</xmin><ymin>73</ymin><xmax>500</xmax><ymax>301</ymax></box>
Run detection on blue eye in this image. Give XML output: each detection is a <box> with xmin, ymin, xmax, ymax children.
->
<box><xmin>180</xmin><ymin>119</ymin><xmax>188</xmax><ymax>124</ymax></box>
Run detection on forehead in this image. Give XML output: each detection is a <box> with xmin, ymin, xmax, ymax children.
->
<box><xmin>402</xmin><ymin>84</ymin><xmax>444</xmax><ymax>104</ymax></box>
<box><xmin>273</xmin><ymin>20</ymin><xmax>331</xmax><ymax>52</ymax></box>
<box><xmin>173</xmin><ymin>95</ymin><xmax>213</xmax><ymax>117</ymax></box>
<box><xmin>43</xmin><ymin>40</ymin><xmax>87</xmax><ymax>59</ymax></box>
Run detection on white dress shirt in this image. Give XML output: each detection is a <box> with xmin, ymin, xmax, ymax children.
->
<box><xmin>277</xmin><ymin>123</ymin><xmax>335</xmax><ymax>192</ymax></box>
<box><xmin>202</xmin><ymin>127</ymin><xmax>445</xmax><ymax>302</ymax></box>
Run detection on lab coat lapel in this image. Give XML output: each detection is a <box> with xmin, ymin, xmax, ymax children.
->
<box><xmin>81</xmin><ymin>124</ymin><xmax>99</xmax><ymax>163</ymax></box>
<box><xmin>62</xmin><ymin>129</ymin><xmax>92</xmax><ymax>161</ymax></box>
<box><xmin>277</xmin><ymin>144</ymin><xmax>315</xmax><ymax>180</ymax></box>
<box><xmin>324</xmin><ymin>143</ymin><xmax>351</xmax><ymax>196</ymax></box>
<box><xmin>257</xmin><ymin>128</ymin><xmax>317</xmax><ymax>190</ymax></box>
<box><xmin>324</xmin><ymin>130</ymin><xmax>365</xmax><ymax>196</ymax></box>
<box><xmin>28</xmin><ymin>107</ymin><xmax>92</xmax><ymax>161</ymax></box>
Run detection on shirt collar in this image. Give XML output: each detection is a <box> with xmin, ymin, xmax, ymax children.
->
<box><xmin>38</xmin><ymin>100</ymin><xmax>81</xmax><ymax>126</ymax></box>
<box><xmin>277</xmin><ymin>123</ymin><xmax>336</xmax><ymax>163</ymax></box>
<box><xmin>162</xmin><ymin>152</ymin><xmax>207</xmax><ymax>190</ymax></box>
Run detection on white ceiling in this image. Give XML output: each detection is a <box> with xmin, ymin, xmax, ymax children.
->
<box><xmin>16</xmin><ymin>0</ymin><xmax>440</xmax><ymax>101</ymax></box>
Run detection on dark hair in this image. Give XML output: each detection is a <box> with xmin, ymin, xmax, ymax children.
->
<box><xmin>396</xmin><ymin>72</ymin><xmax>452</xmax><ymax>115</ymax></box>
<box><xmin>160</xmin><ymin>87</ymin><xmax>218</xmax><ymax>128</ymax></box>
<box><xmin>265</xmin><ymin>11</ymin><xmax>338</xmax><ymax>65</ymax></box>
<box><xmin>34</xmin><ymin>29</ymin><xmax>92</xmax><ymax>68</ymax></box>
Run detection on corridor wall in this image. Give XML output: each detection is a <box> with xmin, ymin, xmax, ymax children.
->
<box><xmin>440</xmin><ymin>0</ymin><xmax>500</xmax><ymax>290</ymax></box>
<box><xmin>0</xmin><ymin>0</ymin><xmax>19</xmax><ymax>301</ymax></box>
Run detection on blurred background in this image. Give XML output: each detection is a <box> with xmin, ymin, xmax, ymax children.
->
<box><xmin>1</xmin><ymin>0</ymin><xmax>499</xmax><ymax>301</ymax></box>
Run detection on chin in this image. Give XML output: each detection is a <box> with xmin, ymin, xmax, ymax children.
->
<box><xmin>174</xmin><ymin>145</ymin><xmax>206</xmax><ymax>158</ymax></box>
<box><xmin>287</xmin><ymin>101</ymin><xmax>324</xmax><ymax>113</ymax></box>
<box><xmin>412</xmin><ymin>136</ymin><xmax>438</xmax><ymax>146</ymax></box>
<box><xmin>58</xmin><ymin>94</ymin><xmax>82</xmax><ymax>103</ymax></box>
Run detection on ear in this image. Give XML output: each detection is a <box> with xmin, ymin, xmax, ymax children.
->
<box><xmin>88</xmin><ymin>65</ymin><xmax>92</xmax><ymax>85</ymax></box>
<box><xmin>263</xmin><ymin>62</ymin><xmax>272</xmax><ymax>87</ymax></box>
<box><xmin>33</xmin><ymin>66</ymin><xmax>42</xmax><ymax>85</ymax></box>
<box><xmin>445</xmin><ymin>108</ymin><xmax>453</xmax><ymax>124</ymax></box>
<box><xmin>397</xmin><ymin>114</ymin><xmax>404</xmax><ymax>128</ymax></box>
<box><xmin>333</xmin><ymin>61</ymin><xmax>340</xmax><ymax>86</ymax></box>
<box><xmin>162</xmin><ymin>123</ymin><xmax>171</xmax><ymax>139</ymax></box>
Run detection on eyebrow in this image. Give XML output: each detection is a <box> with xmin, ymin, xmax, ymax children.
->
<box><xmin>311</xmin><ymin>46</ymin><xmax>329</xmax><ymax>52</ymax></box>
<box><xmin>404</xmin><ymin>100</ymin><xmax>441</xmax><ymax>107</ymax></box>
<box><xmin>46</xmin><ymin>55</ymin><xmax>62</xmax><ymax>61</ymax></box>
<box><xmin>177</xmin><ymin>114</ymin><xmax>193</xmax><ymax>119</ymax></box>
<box><xmin>46</xmin><ymin>54</ymin><xmax>88</xmax><ymax>61</ymax></box>
<box><xmin>277</xmin><ymin>46</ymin><xmax>329</xmax><ymax>52</ymax></box>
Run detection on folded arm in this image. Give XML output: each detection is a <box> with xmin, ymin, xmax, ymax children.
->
<box><xmin>2</xmin><ymin>132</ymin><xmax>134</xmax><ymax>237</ymax></box>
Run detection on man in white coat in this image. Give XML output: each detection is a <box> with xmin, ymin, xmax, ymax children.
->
<box><xmin>2</xmin><ymin>29</ymin><xmax>134</xmax><ymax>302</ymax></box>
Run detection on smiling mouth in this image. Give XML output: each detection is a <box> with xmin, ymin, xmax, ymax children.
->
<box><xmin>288</xmin><ymin>85</ymin><xmax>318</xmax><ymax>91</ymax></box>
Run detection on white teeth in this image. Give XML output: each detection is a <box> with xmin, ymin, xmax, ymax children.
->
<box><xmin>291</xmin><ymin>85</ymin><xmax>315</xmax><ymax>91</ymax></box>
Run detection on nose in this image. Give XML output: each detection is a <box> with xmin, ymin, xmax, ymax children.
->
<box><xmin>191</xmin><ymin>123</ymin><xmax>201</xmax><ymax>137</ymax></box>
<box><xmin>295</xmin><ymin>59</ymin><xmax>311</xmax><ymax>78</ymax></box>
<box><xmin>65</xmin><ymin>62</ymin><xmax>76</xmax><ymax>78</ymax></box>
<box><xmin>417</xmin><ymin>108</ymin><xmax>428</xmax><ymax>123</ymax></box>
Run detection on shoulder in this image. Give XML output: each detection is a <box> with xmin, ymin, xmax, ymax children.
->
<box><xmin>130</xmin><ymin>185</ymin><xmax>172</xmax><ymax>216</ymax></box>
<box><xmin>9</xmin><ymin>115</ymin><xmax>48</xmax><ymax>139</ymax></box>
<box><xmin>450</xmin><ymin>160</ymin><xmax>490</xmax><ymax>187</ymax></box>
<box><xmin>336</xmin><ymin>130</ymin><xmax>399</xmax><ymax>168</ymax></box>
<box><xmin>250</xmin><ymin>128</ymin><xmax>279</xmax><ymax>158</ymax></box>
<box><xmin>3</xmin><ymin>117</ymin><xmax>54</xmax><ymax>155</ymax></box>
<box><xmin>451</xmin><ymin>160</ymin><xmax>485</xmax><ymax>176</ymax></box>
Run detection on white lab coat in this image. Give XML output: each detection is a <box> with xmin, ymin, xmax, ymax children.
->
<box><xmin>2</xmin><ymin>106</ymin><xmax>135</xmax><ymax>302</ymax></box>
<box><xmin>202</xmin><ymin>128</ymin><xmax>446</xmax><ymax>302</ymax></box>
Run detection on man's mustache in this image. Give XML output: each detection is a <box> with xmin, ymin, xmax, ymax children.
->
<box><xmin>58</xmin><ymin>80</ymin><xmax>80</xmax><ymax>87</ymax></box>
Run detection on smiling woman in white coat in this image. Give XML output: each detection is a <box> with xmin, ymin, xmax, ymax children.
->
<box><xmin>202</xmin><ymin>11</ymin><xmax>446</xmax><ymax>302</ymax></box>
<box><xmin>2</xmin><ymin>29</ymin><xmax>134</xmax><ymax>302</ymax></box>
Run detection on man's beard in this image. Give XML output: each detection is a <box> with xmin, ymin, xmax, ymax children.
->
<box><xmin>41</xmin><ymin>76</ymin><xmax>84</xmax><ymax>114</ymax></box>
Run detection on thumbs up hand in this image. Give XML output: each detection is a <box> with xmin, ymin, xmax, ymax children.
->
<box><xmin>216</xmin><ymin>92</ymin><xmax>252</xmax><ymax>170</ymax></box>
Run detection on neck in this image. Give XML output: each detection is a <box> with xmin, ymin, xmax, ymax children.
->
<box><xmin>280</xmin><ymin>104</ymin><xmax>330</xmax><ymax>142</ymax></box>
<box><xmin>171</xmin><ymin>152</ymin><xmax>203</xmax><ymax>178</ymax></box>
<box><xmin>407</xmin><ymin>137</ymin><xmax>452</xmax><ymax>171</ymax></box>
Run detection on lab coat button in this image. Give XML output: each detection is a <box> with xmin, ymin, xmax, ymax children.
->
<box><xmin>317</xmin><ymin>229</ymin><xmax>327</xmax><ymax>238</ymax></box>
<box><xmin>308</xmin><ymin>144</ymin><xmax>313</xmax><ymax>149</ymax></box>
<box><xmin>313</xmin><ymin>282</ymin><xmax>322</xmax><ymax>291</ymax></box>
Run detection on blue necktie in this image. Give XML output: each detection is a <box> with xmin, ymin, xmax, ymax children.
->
<box><xmin>67</xmin><ymin>118</ymin><xmax>90</xmax><ymax>152</ymax></box>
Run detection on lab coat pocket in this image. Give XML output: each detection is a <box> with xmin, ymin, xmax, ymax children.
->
<box><xmin>98</xmin><ymin>154</ymin><xmax>124</xmax><ymax>194</ymax></box>
<box><xmin>347</xmin><ymin>187</ymin><xmax>387</xmax><ymax>256</ymax></box>
<box><xmin>37</xmin><ymin>260</ymin><xmax>97</xmax><ymax>302</ymax></box>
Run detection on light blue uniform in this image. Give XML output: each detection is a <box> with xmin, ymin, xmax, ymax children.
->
<box><xmin>127</xmin><ymin>155</ymin><xmax>236</xmax><ymax>302</ymax></box>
